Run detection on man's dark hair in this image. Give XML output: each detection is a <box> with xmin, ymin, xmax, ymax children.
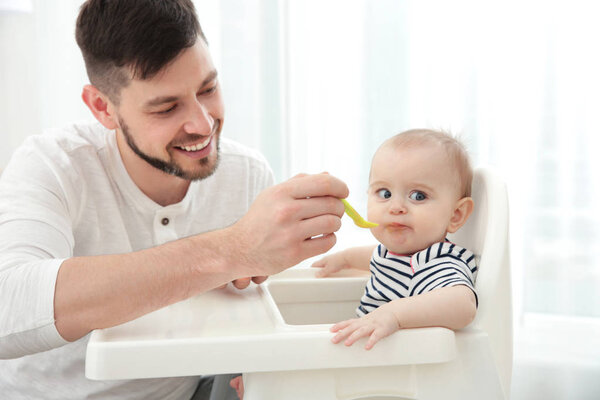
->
<box><xmin>75</xmin><ymin>0</ymin><xmax>206</xmax><ymax>103</ymax></box>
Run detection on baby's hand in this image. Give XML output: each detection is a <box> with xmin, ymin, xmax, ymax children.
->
<box><xmin>330</xmin><ymin>303</ymin><xmax>400</xmax><ymax>350</ymax></box>
<box><xmin>311</xmin><ymin>251</ymin><xmax>351</xmax><ymax>277</ymax></box>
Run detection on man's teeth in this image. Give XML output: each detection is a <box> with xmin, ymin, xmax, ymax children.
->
<box><xmin>179</xmin><ymin>137</ymin><xmax>211</xmax><ymax>152</ymax></box>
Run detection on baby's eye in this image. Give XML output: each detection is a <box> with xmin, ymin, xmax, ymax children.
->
<box><xmin>376</xmin><ymin>189</ymin><xmax>392</xmax><ymax>199</ymax></box>
<box><xmin>409</xmin><ymin>191</ymin><xmax>427</xmax><ymax>201</ymax></box>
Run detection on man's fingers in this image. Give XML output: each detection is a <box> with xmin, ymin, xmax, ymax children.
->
<box><xmin>232</xmin><ymin>277</ymin><xmax>252</xmax><ymax>290</ymax></box>
<box><xmin>295</xmin><ymin>196</ymin><xmax>345</xmax><ymax>220</ymax></box>
<box><xmin>231</xmin><ymin>276</ymin><xmax>267</xmax><ymax>290</ymax></box>
<box><xmin>289</xmin><ymin>174</ymin><xmax>349</xmax><ymax>200</ymax></box>
<box><xmin>251</xmin><ymin>275</ymin><xmax>268</xmax><ymax>284</ymax></box>
<box><xmin>299</xmin><ymin>214</ymin><xmax>342</xmax><ymax>240</ymax></box>
<box><xmin>300</xmin><ymin>233</ymin><xmax>337</xmax><ymax>260</ymax></box>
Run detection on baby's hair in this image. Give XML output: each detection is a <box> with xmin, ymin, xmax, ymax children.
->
<box><xmin>384</xmin><ymin>129</ymin><xmax>473</xmax><ymax>198</ymax></box>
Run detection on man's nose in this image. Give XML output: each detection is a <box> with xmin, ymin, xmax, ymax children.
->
<box><xmin>182</xmin><ymin>101</ymin><xmax>213</xmax><ymax>135</ymax></box>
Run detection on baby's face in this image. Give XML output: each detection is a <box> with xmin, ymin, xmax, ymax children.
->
<box><xmin>367</xmin><ymin>142</ymin><xmax>463</xmax><ymax>254</ymax></box>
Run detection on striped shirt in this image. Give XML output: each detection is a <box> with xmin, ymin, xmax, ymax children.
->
<box><xmin>357</xmin><ymin>240</ymin><xmax>478</xmax><ymax>316</ymax></box>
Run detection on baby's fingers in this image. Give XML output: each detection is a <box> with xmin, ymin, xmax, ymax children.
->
<box><xmin>342</xmin><ymin>325</ymin><xmax>374</xmax><ymax>347</ymax></box>
<box><xmin>313</xmin><ymin>261</ymin><xmax>341</xmax><ymax>278</ymax></box>
<box><xmin>330</xmin><ymin>318</ymin><xmax>355</xmax><ymax>333</ymax></box>
<box><xmin>364</xmin><ymin>329</ymin><xmax>386</xmax><ymax>350</ymax></box>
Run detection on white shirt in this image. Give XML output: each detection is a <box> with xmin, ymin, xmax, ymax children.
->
<box><xmin>0</xmin><ymin>122</ymin><xmax>274</xmax><ymax>399</ymax></box>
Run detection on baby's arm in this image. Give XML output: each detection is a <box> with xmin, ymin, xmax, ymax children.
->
<box><xmin>331</xmin><ymin>285</ymin><xmax>477</xmax><ymax>350</ymax></box>
<box><xmin>311</xmin><ymin>245</ymin><xmax>376</xmax><ymax>277</ymax></box>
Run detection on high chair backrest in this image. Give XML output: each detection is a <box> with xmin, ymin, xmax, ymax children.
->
<box><xmin>447</xmin><ymin>167</ymin><xmax>512</xmax><ymax>395</ymax></box>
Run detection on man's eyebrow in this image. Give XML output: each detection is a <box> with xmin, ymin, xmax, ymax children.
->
<box><xmin>144</xmin><ymin>95</ymin><xmax>179</xmax><ymax>108</ymax></box>
<box><xmin>201</xmin><ymin>70</ymin><xmax>218</xmax><ymax>87</ymax></box>
<box><xmin>144</xmin><ymin>70</ymin><xmax>219</xmax><ymax>108</ymax></box>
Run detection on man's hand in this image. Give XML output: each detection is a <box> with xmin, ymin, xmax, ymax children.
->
<box><xmin>229</xmin><ymin>173</ymin><xmax>348</xmax><ymax>277</ymax></box>
<box><xmin>218</xmin><ymin>276</ymin><xmax>268</xmax><ymax>290</ymax></box>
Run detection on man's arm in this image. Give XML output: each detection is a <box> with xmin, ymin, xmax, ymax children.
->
<box><xmin>54</xmin><ymin>173</ymin><xmax>349</xmax><ymax>342</ymax></box>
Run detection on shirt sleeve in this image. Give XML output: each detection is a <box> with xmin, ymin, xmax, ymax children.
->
<box><xmin>409</xmin><ymin>244</ymin><xmax>478</xmax><ymax>306</ymax></box>
<box><xmin>0</xmin><ymin>141</ymin><xmax>78</xmax><ymax>358</ymax></box>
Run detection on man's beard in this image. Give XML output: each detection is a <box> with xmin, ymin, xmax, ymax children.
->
<box><xmin>119</xmin><ymin>117</ymin><xmax>220</xmax><ymax>181</ymax></box>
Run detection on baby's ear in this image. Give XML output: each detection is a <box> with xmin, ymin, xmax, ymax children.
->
<box><xmin>447</xmin><ymin>197</ymin><xmax>474</xmax><ymax>233</ymax></box>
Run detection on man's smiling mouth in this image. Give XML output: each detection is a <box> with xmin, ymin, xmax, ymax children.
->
<box><xmin>176</xmin><ymin>136</ymin><xmax>211</xmax><ymax>152</ymax></box>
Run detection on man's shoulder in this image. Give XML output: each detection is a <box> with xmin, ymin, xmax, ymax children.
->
<box><xmin>217</xmin><ymin>137</ymin><xmax>273</xmax><ymax>179</ymax></box>
<box><xmin>5</xmin><ymin>121</ymin><xmax>113</xmax><ymax>190</ymax></box>
<box><xmin>219</xmin><ymin>137</ymin><xmax>269</xmax><ymax>166</ymax></box>
<box><xmin>30</xmin><ymin>121</ymin><xmax>111</xmax><ymax>154</ymax></box>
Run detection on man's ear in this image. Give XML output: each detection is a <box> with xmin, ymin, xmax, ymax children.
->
<box><xmin>447</xmin><ymin>197</ymin><xmax>474</xmax><ymax>233</ymax></box>
<box><xmin>81</xmin><ymin>84</ymin><xmax>118</xmax><ymax>130</ymax></box>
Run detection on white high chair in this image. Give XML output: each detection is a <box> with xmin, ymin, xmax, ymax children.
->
<box><xmin>85</xmin><ymin>167</ymin><xmax>512</xmax><ymax>400</ymax></box>
<box><xmin>241</xmin><ymin>166</ymin><xmax>512</xmax><ymax>400</ymax></box>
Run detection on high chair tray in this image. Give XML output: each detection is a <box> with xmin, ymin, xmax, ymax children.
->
<box><xmin>85</xmin><ymin>268</ymin><xmax>457</xmax><ymax>380</ymax></box>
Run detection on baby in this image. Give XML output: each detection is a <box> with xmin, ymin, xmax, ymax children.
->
<box><xmin>312</xmin><ymin>129</ymin><xmax>478</xmax><ymax>350</ymax></box>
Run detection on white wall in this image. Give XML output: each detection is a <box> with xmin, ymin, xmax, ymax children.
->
<box><xmin>0</xmin><ymin>1</ymin><xmax>91</xmax><ymax>168</ymax></box>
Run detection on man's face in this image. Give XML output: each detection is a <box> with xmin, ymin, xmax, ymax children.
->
<box><xmin>366</xmin><ymin>143</ymin><xmax>464</xmax><ymax>254</ymax></box>
<box><xmin>112</xmin><ymin>40</ymin><xmax>224</xmax><ymax>181</ymax></box>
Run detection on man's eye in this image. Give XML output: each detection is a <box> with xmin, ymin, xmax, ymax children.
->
<box><xmin>409</xmin><ymin>191</ymin><xmax>427</xmax><ymax>201</ymax></box>
<box><xmin>376</xmin><ymin>189</ymin><xmax>392</xmax><ymax>199</ymax></box>
<box><xmin>157</xmin><ymin>104</ymin><xmax>177</xmax><ymax>114</ymax></box>
<box><xmin>200</xmin><ymin>85</ymin><xmax>217</xmax><ymax>96</ymax></box>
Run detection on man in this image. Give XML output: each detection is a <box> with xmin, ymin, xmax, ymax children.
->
<box><xmin>0</xmin><ymin>1</ymin><xmax>347</xmax><ymax>399</ymax></box>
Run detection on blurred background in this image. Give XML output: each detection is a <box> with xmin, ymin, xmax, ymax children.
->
<box><xmin>1</xmin><ymin>0</ymin><xmax>599</xmax><ymax>398</ymax></box>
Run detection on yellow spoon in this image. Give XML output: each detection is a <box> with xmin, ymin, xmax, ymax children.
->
<box><xmin>341</xmin><ymin>199</ymin><xmax>379</xmax><ymax>228</ymax></box>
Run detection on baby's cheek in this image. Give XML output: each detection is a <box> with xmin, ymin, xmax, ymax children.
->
<box><xmin>370</xmin><ymin>226</ymin><xmax>386</xmax><ymax>244</ymax></box>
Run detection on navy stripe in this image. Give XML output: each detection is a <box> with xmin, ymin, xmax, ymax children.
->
<box><xmin>365</xmin><ymin>290</ymin><xmax>390</xmax><ymax>302</ymax></box>
<box><xmin>360</xmin><ymin>300</ymin><xmax>380</xmax><ymax>309</ymax></box>
<box><xmin>368</xmin><ymin>277</ymin><xmax>393</xmax><ymax>301</ymax></box>
<box><xmin>436</xmin><ymin>278</ymin><xmax>468</xmax><ymax>289</ymax></box>
<box><xmin>372</xmin><ymin>259</ymin><xmax>412</xmax><ymax>277</ymax></box>
<box><xmin>378</xmin><ymin>244</ymin><xmax>384</xmax><ymax>257</ymax></box>
<box><xmin>441</xmin><ymin>279</ymin><xmax>472</xmax><ymax>288</ymax></box>
<box><xmin>371</xmin><ymin>263</ymin><xmax>410</xmax><ymax>291</ymax></box>
<box><xmin>372</xmin><ymin>273</ymin><xmax>404</xmax><ymax>298</ymax></box>
<box><xmin>458</xmin><ymin>248</ymin><xmax>467</xmax><ymax>257</ymax></box>
<box><xmin>413</xmin><ymin>257</ymin><xmax>468</xmax><ymax>277</ymax></box>
<box><xmin>415</xmin><ymin>255</ymin><xmax>472</xmax><ymax>277</ymax></box>
<box><xmin>425</xmin><ymin>246</ymin><xmax>432</xmax><ymax>263</ymax></box>
<box><xmin>413</xmin><ymin>271</ymin><xmax>456</xmax><ymax>295</ymax></box>
<box><xmin>466</xmin><ymin>254</ymin><xmax>475</xmax><ymax>263</ymax></box>
<box><xmin>422</xmin><ymin>263</ymin><xmax>473</xmax><ymax>284</ymax></box>
<box><xmin>414</xmin><ymin>263</ymin><xmax>474</xmax><ymax>291</ymax></box>
<box><xmin>444</xmin><ymin>253</ymin><xmax>471</xmax><ymax>266</ymax></box>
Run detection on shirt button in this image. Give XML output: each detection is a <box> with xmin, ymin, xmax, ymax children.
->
<box><xmin>161</xmin><ymin>217</ymin><xmax>170</xmax><ymax>226</ymax></box>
